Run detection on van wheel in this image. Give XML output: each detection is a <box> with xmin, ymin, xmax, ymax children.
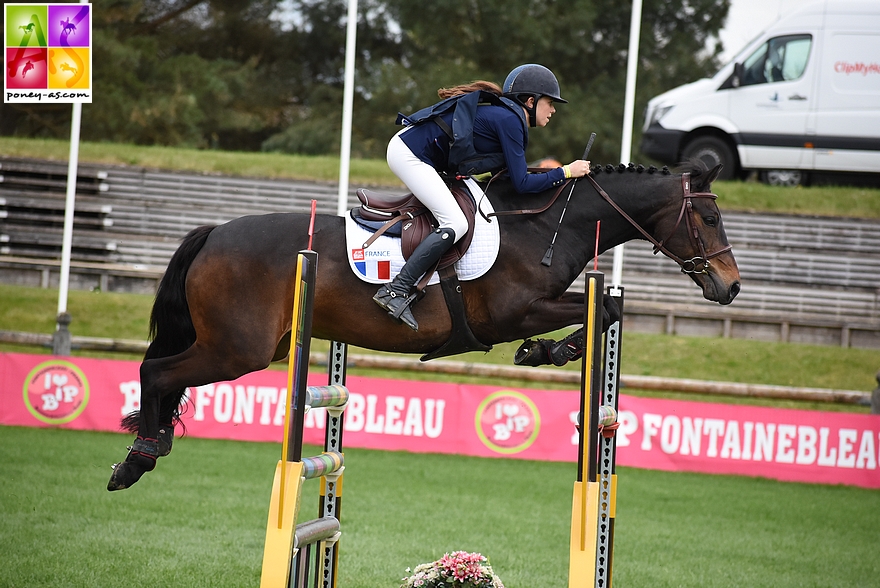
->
<box><xmin>681</xmin><ymin>136</ymin><xmax>736</xmax><ymax>180</ymax></box>
<box><xmin>761</xmin><ymin>170</ymin><xmax>805</xmax><ymax>187</ymax></box>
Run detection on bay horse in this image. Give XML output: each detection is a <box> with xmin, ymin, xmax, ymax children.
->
<box><xmin>108</xmin><ymin>161</ymin><xmax>740</xmax><ymax>491</ymax></box>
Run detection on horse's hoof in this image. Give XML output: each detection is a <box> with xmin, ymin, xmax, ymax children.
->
<box><xmin>108</xmin><ymin>461</ymin><xmax>145</xmax><ymax>491</ymax></box>
<box><xmin>514</xmin><ymin>339</ymin><xmax>552</xmax><ymax>366</ymax></box>
<box><xmin>158</xmin><ymin>425</ymin><xmax>174</xmax><ymax>457</ymax></box>
<box><xmin>106</xmin><ymin>437</ymin><xmax>158</xmax><ymax>491</ymax></box>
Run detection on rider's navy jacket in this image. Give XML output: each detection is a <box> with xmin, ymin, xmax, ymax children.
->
<box><xmin>397</xmin><ymin>91</ymin><xmax>567</xmax><ymax>194</ymax></box>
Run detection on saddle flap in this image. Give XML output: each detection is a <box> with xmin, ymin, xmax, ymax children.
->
<box><xmin>400</xmin><ymin>184</ymin><xmax>477</xmax><ymax>270</ymax></box>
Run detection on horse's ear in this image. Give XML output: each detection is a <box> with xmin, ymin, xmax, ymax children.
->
<box><xmin>705</xmin><ymin>164</ymin><xmax>723</xmax><ymax>185</ymax></box>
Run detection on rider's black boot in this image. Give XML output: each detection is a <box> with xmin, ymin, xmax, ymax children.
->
<box><xmin>373</xmin><ymin>227</ymin><xmax>455</xmax><ymax>331</ymax></box>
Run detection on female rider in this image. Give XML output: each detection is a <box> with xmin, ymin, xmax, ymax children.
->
<box><xmin>374</xmin><ymin>63</ymin><xmax>591</xmax><ymax>331</ymax></box>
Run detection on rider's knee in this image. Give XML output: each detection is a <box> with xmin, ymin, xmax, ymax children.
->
<box><xmin>440</xmin><ymin>211</ymin><xmax>468</xmax><ymax>243</ymax></box>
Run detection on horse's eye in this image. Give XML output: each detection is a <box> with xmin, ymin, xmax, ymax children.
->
<box><xmin>704</xmin><ymin>216</ymin><xmax>717</xmax><ymax>227</ymax></box>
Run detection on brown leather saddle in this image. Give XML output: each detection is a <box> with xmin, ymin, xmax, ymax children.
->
<box><xmin>354</xmin><ymin>182</ymin><xmax>477</xmax><ymax>271</ymax></box>
<box><xmin>353</xmin><ymin>181</ymin><xmax>490</xmax><ymax>361</ymax></box>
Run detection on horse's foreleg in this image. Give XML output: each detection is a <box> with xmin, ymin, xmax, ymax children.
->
<box><xmin>513</xmin><ymin>293</ymin><xmax>621</xmax><ymax>367</ymax></box>
<box><xmin>514</xmin><ymin>327</ymin><xmax>585</xmax><ymax>367</ymax></box>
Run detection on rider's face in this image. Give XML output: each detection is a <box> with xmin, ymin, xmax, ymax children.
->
<box><xmin>533</xmin><ymin>96</ymin><xmax>556</xmax><ymax>127</ymax></box>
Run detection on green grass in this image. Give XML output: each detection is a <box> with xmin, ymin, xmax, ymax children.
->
<box><xmin>0</xmin><ymin>136</ymin><xmax>399</xmax><ymax>187</ymax></box>
<box><xmin>1</xmin><ymin>425</ymin><xmax>878</xmax><ymax>587</ymax></box>
<box><xmin>2</xmin><ymin>136</ymin><xmax>879</xmax><ymax>218</ymax></box>
<box><xmin>713</xmin><ymin>179</ymin><xmax>880</xmax><ymax>218</ymax></box>
<box><xmin>1</xmin><ymin>283</ymin><xmax>876</xmax><ymax>414</ymax></box>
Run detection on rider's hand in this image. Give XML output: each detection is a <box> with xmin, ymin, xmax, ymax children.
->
<box><xmin>564</xmin><ymin>159</ymin><xmax>591</xmax><ymax>178</ymax></box>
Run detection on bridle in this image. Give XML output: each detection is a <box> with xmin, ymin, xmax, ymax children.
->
<box><xmin>586</xmin><ymin>172</ymin><xmax>732</xmax><ymax>274</ymax></box>
<box><xmin>485</xmin><ymin>169</ymin><xmax>732</xmax><ymax>275</ymax></box>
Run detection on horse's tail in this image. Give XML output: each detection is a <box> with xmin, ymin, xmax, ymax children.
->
<box><xmin>120</xmin><ymin>225</ymin><xmax>215</xmax><ymax>433</ymax></box>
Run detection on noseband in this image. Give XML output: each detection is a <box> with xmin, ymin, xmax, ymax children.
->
<box><xmin>586</xmin><ymin>172</ymin><xmax>732</xmax><ymax>275</ymax></box>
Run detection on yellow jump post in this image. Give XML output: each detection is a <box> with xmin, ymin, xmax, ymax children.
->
<box><xmin>260</xmin><ymin>249</ymin><xmax>350</xmax><ymax>588</ymax></box>
<box><xmin>569</xmin><ymin>269</ymin><xmax>624</xmax><ymax>588</ymax></box>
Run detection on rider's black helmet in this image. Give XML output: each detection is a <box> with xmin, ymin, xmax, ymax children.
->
<box><xmin>502</xmin><ymin>64</ymin><xmax>567</xmax><ymax>126</ymax></box>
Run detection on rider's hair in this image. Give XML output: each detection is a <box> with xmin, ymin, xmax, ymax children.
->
<box><xmin>437</xmin><ymin>80</ymin><xmax>503</xmax><ymax>99</ymax></box>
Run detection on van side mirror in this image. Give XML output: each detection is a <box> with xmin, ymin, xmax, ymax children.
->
<box><xmin>732</xmin><ymin>62</ymin><xmax>744</xmax><ymax>88</ymax></box>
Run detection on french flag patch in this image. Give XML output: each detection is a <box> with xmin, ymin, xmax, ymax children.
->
<box><xmin>352</xmin><ymin>249</ymin><xmax>391</xmax><ymax>280</ymax></box>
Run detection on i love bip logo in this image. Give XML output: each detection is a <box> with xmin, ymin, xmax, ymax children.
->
<box><xmin>22</xmin><ymin>359</ymin><xmax>90</xmax><ymax>424</ymax></box>
<box><xmin>474</xmin><ymin>390</ymin><xmax>541</xmax><ymax>455</ymax></box>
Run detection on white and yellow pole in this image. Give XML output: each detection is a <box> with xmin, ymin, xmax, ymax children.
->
<box><xmin>569</xmin><ymin>270</ymin><xmax>605</xmax><ymax>587</ymax></box>
<box><xmin>261</xmin><ymin>249</ymin><xmax>318</xmax><ymax>588</ymax></box>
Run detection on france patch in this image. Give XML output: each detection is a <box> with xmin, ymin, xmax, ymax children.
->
<box><xmin>352</xmin><ymin>248</ymin><xmax>392</xmax><ymax>280</ymax></box>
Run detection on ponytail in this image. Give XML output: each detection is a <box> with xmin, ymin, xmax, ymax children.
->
<box><xmin>437</xmin><ymin>80</ymin><xmax>502</xmax><ymax>99</ymax></box>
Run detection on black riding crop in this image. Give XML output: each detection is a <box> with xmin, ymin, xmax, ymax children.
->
<box><xmin>542</xmin><ymin>132</ymin><xmax>596</xmax><ymax>267</ymax></box>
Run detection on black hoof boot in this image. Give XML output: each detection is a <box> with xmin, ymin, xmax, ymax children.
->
<box><xmin>157</xmin><ymin>424</ymin><xmax>174</xmax><ymax>457</ymax></box>
<box><xmin>107</xmin><ymin>437</ymin><xmax>158</xmax><ymax>491</ymax></box>
<box><xmin>548</xmin><ymin>328</ymin><xmax>585</xmax><ymax>366</ymax></box>
<box><xmin>514</xmin><ymin>331</ymin><xmax>585</xmax><ymax>367</ymax></box>
<box><xmin>548</xmin><ymin>339</ymin><xmax>584</xmax><ymax>366</ymax></box>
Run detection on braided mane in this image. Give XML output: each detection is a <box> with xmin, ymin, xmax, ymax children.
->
<box><xmin>588</xmin><ymin>159</ymin><xmax>717</xmax><ymax>191</ymax></box>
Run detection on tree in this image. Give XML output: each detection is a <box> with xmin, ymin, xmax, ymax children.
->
<box><xmin>0</xmin><ymin>0</ymin><xmax>729</xmax><ymax>166</ymax></box>
<box><xmin>375</xmin><ymin>0</ymin><xmax>729</xmax><ymax>164</ymax></box>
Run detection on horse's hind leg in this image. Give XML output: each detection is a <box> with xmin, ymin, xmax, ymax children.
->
<box><xmin>108</xmin><ymin>341</ymin><xmax>274</xmax><ymax>491</ymax></box>
<box><xmin>107</xmin><ymin>360</ymin><xmax>175</xmax><ymax>491</ymax></box>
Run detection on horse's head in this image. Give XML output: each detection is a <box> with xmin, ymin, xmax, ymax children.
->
<box><xmin>652</xmin><ymin>162</ymin><xmax>741</xmax><ymax>305</ymax></box>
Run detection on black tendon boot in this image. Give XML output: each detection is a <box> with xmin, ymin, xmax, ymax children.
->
<box><xmin>373</xmin><ymin>227</ymin><xmax>455</xmax><ymax>331</ymax></box>
<box><xmin>514</xmin><ymin>327</ymin><xmax>585</xmax><ymax>367</ymax></box>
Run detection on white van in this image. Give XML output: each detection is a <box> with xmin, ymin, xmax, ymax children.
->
<box><xmin>640</xmin><ymin>0</ymin><xmax>880</xmax><ymax>185</ymax></box>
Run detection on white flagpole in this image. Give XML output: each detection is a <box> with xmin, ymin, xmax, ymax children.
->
<box><xmin>52</xmin><ymin>100</ymin><xmax>82</xmax><ymax>355</ymax></box>
<box><xmin>53</xmin><ymin>0</ymin><xmax>90</xmax><ymax>355</ymax></box>
<box><xmin>336</xmin><ymin>0</ymin><xmax>358</xmax><ymax>217</ymax></box>
<box><xmin>612</xmin><ymin>0</ymin><xmax>643</xmax><ymax>287</ymax></box>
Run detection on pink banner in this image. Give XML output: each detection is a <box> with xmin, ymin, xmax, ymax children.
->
<box><xmin>2</xmin><ymin>352</ymin><xmax>878</xmax><ymax>489</ymax></box>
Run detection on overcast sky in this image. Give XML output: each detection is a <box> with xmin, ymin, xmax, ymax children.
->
<box><xmin>716</xmin><ymin>0</ymin><xmax>808</xmax><ymax>63</ymax></box>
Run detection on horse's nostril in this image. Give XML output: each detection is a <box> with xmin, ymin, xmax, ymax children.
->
<box><xmin>730</xmin><ymin>281</ymin><xmax>741</xmax><ymax>299</ymax></box>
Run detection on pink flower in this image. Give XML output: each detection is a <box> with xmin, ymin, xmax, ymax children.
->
<box><xmin>401</xmin><ymin>551</ymin><xmax>503</xmax><ymax>588</ymax></box>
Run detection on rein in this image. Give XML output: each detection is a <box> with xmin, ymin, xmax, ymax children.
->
<box><xmin>481</xmin><ymin>168</ymin><xmax>571</xmax><ymax>220</ymax></box>
<box><xmin>483</xmin><ymin>169</ymin><xmax>731</xmax><ymax>275</ymax></box>
<box><xmin>585</xmin><ymin>172</ymin><xmax>732</xmax><ymax>274</ymax></box>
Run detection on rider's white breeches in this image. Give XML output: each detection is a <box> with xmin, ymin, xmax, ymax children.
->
<box><xmin>387</xmin><ymin>131</ymin><xmax>467</xmax><ymax>243</ymax></box>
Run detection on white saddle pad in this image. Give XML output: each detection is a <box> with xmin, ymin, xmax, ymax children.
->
<box><xmin>345</xmin><ymin>178</ymin><xmax>500</xmax><ymax>285</ymax></box>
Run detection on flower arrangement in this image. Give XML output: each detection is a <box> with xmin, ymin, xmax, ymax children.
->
<box><xmin>400</xmin><ymin>551</ymin><xmax>504</xmax><ymax>588</ymax></box>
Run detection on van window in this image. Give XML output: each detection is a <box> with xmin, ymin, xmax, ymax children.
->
<box><xmin>740</xmin><ymin>35</ymin><xmax>812</xmax><ymax>86</ymax></box>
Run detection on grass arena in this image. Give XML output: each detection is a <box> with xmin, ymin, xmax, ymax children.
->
<box><xmin>2</xmin><ymin>425</ymin><xmax>878</xmax><ymax>586</ymax></box>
